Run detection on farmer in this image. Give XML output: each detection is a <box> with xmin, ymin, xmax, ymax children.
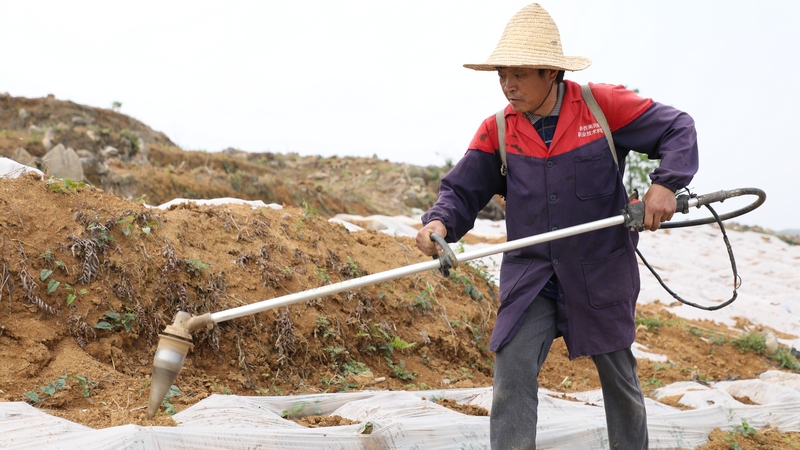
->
<box><xmin>415</xmin><ymin>3</ymin><xmax>698</xmax><ymax>449</ymax></box>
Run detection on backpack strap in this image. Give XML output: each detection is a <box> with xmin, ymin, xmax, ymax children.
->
<box><xmin>580</xmin><ymin>84</ymin><xmax>618</xmax><ymax>167</ymax></box>
<box><xmin>495</xmin><ymin>84</ymin><xmax>618</xmax><ymax>178</ymax></box>
<box><xmin>495</xmin><ymin>109</ymin><xmax>507</xmax><ymax>176</ymax></box>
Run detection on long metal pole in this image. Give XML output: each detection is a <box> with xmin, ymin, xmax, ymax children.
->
<box><xmin>209</xmin><ymin>199</ymin><xmax>704</xmax><ymax>324</ymax></box>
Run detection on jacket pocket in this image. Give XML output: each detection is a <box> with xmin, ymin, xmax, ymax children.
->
<box><xmin>574</xmin><ymin>152</ymin><xmax>616</xmax><ymax>200</ymax></box>
<box><xmin>581</xmin><ymin>246</ymin><xmax>635</xmax><ymax>308</ymax></box>
<box><xmin>499</xmin><ymin>254</ymin><xmax>534</xmax><ymax>304</ymax></box>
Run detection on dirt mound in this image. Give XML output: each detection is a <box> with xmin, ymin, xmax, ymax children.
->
<box><xmin>2</xmin><ymin>93</ymin><xmax>800</xmax><ymax>448</ymax></box>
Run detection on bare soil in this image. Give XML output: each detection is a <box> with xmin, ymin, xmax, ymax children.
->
<box><xmin>2</xmin><ymin>93</ymin><xmax>799</xmax><ymax>449</ymax></box>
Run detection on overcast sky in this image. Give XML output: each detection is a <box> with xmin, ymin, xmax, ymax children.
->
<box><xmin>2</xmin><ymin>1</ymin><xmax>798</xmax><ymax>231</ymax></box>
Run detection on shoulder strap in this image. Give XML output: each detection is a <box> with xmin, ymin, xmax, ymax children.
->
<box><xmin>495</xmin><ymin>84</ymin><xmax>617</xmax><ymax>178</ymax></box>
<box><xmin>495</xmin><ymin>109</ymin><xmax>507</xmax><ymax>176</ymax></box>
<box><xmin>580</xmin><ymin>84</ymin><xmax>618</xmax><ymax>167</ymax></box>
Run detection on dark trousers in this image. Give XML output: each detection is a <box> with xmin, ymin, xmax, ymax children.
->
<box><xmin>490</xmin><ymin>294</ymin><xmax>648</xmax><ymax>449</ymax></box>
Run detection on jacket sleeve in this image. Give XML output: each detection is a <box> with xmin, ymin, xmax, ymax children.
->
<box><xmin>421</xmin><ymin>149</ymin><xmax>506</xmax><ymax>243</ymax></box>
<box><xmin>592</xmin><ymin>83</ymin><xmax>699</xmax><ymax>192</ymax></box>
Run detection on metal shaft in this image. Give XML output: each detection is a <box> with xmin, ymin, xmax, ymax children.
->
<box><xmin>208</xmin><ymin>207</ymin><xmax>667</xmax><ymax>324</ymax></box>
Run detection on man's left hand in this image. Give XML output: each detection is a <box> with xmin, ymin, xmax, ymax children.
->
<box><xmin>642</xmin><ymin>184</ymin><xmax>677</xmax><ymax>231</ymax></box>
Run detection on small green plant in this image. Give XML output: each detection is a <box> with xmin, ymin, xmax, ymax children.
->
<box><xmin>39</xmin><ymin>269</ymin><xmax>60</xmax><ymax>294</ymax></box>
<box><xmin>117</xmin><ymin>215</ymin><xmax>136</xmax><ymax>236</ymax></box>
<box><xmin>340</xmin><ymin>360</ymin><xmax>369</xmax><ymax>378</ymax></box>
<box><xmin>624</xmin><ymin>152</ymin><xmax>659</xmax><ymax>196</ymax></box>
<box><xmin>40</xmin><ymin>249</ymin><xmax>54</xmax><ymax>262</ymax></box>
<box><xmin>723</xmin><ymin>418</ymin><xmax>759</xmax><ymax>450</ymax></box>
<box><xmin>70</xmin><ymin>374</ymin><xmax>97</xmax><ymax>398</ymax></box>
<box><xmin>345</xmin><ymin>257</ymin><xmax>361</xmax><ymax>278</ymax></box>
<box><xmin>634</xmin><ymin>315</ymin><xmax>668</xmax><ymax>332</ymax></box>
<box><xmin>25</xmin><ymin>375</ymin><xmax>68</xmax><ymax>404</ymax></box>
<box><xmin>731</xmin><ymin>332</ymin><xmax>767</xmax><ymax>355</ymax></box>
<box><xmin>770</xmin><ymin>349</ymin><xmax>800</xmax><ymax>370</ymax></box>
<box><xmin>301</xmin><ymin>200</ymin><xmax>319</xmax><ymax>219</ymax></box>
<box><xmin>212</xmin><ymin>382</ymin><xmax>232</xmax><ymax>395</ymax></box>
<box><xmin>119</xmin><ymin>129</ymin><xmax>140</xmax><ymax>148</ymax></box>
<box><xmin>161</xmin><ymin>385</ymin><xmax>181</xmax><ymax>415</ymax></box>
<box><xmin>642</xmin><ymin>375</ymin><xmax>662</xmax><ymax>389</ymax></box>
<box><xmin>385</xmin><ymin>357</ymin><xmax>416</xmax><ymax>381</ymax></box>
<box><xmin>315</xmin><ymin>316</ymin><xmax>335</xmax><ymax>338</ymax></box>
<box><xmin>373</xmin><ymin>326</ymin><xmax>416</xmax><ymax>356</ymax></box>
<box><xmin>94</xmin><ymin>311</ymin><xmax>136</xmax><ymax>332</ymax></box>
<box><xmin>315</xmin><ymin>267</ymin><xmax>331</xmax><ymax>285</ymax></box>
<box><xmin>24</xmin><ymin>374</ymin><xmax>96</xmax><ymax>404</ymax></box>
<box><xmin>65</xmin><ymin>284</ymin><xmax>88</xmax><ymax>306</ymax></box>
<box><xmin>46</xmin><ymin>177</ymin><xmax>88</xmax><ymax>194</ymax></box>
<box><xmin>450</xmin><ymin>269</ymin><xmax>486</xmax><ymax>301</ymax></box>
<box><xmin>111</xmin><ymin>101</ymin><xmax>122</xmax><ymax>112</ymax></box>
<box><xmin>87</xmin><ymin>222</ymin><xmax>115</xmax><ymax>245</ymax></box>
<box><xmin>184</xmin><ymin>258</ymin><xmax>211</xmax><ymax>274</ymax></box>
<box><xmin>412</xmin><ymin>286</ymin><xmax>433</xmax><ymax>311</ymax></box>
<box><xmin>324</xmin><ymin>346</ymin><xmax>345</xmax><ymax>359</ymax></box>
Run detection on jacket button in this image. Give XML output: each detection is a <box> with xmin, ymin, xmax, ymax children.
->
<box><xmin>549</xmin><ymin>194</ymin><xmax>557</xmax><ymax>202</ymax></box>
<box><xmin>553</xmin><ymin>259</ymin><xmax>559</xmax><ymax>266</ymax></box>
<box><xmin>546</xmin><ymin>161</ymin><xmax>554</xmax><ymax>168</ymax></box>
<box><xmin>551</xmin><ymin>226</ymin><xmax>558</xmax><ymax>231</ymax></box>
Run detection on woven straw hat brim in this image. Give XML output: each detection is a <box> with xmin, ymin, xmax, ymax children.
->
<box><xmin>463</xmin><ymin>56</ymin><xmax>591</xmax><ymax>72</ymax></box>
<box><xmin>464</xmin><ymin>3</ymin><xmax>591</xmax><ymax>72</ymax></box>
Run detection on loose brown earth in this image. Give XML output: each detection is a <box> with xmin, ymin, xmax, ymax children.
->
<box><xmin>1</xmin><ymin>94</ymin><xmax>799</xmax><ymax>448</ymax></box>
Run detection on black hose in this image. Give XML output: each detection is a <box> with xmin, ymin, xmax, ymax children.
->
<box><xmin>638</xmin><ymin>187</ymin><xmax>766</xmax><ymax>311</ymax></box>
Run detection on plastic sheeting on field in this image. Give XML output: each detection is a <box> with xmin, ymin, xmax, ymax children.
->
<box><xmin>2</xmin><ymin>371</ymin><xmax>800</xmax><ymax>450</ymax></box>
<box><xmin>0</xmin><ymin>157</ymin><xmax>43</xmax><ymax>179</ymax></box>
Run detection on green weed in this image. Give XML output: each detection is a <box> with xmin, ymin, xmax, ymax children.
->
<box><xmin>24</xmin><ymin>374</ymin><xmax>97</xmax><ymax>404</ymax></box>
<box><xmin>731</xmin><ymin>332</ymin><xmax>766</xmax><ymax>355</ymax></box>
<box><xmin>770</xmin><ymin>349</ymin><xmax>800</xmax><ymax>370</ymax></box>
<box><xmin>315</xmin><ymin>316</ymin><xmax>335</xmax><ymax>338</ymax></box>
<box><xmin>449</xmin><ymin>269</ymin><xmax>485</xmax><ymax>301</ymax></box>
<box><xmin>412</xmin><ymin>286</ymin><xmax>433</xmax><ymax>311</ymax></box>
<box><xmin>184</xmin><ymin>258</ymin><xmax>211</xmax><ymax>274</ymax></box>
<box><xmin>161</xmin><ymin>385</ymin><xmax>181</xmax><ymax>415</ymax></box>
<box><xmin>39</xmin><ymin>269</ymin><xmax>60</xmax><ymax>294</ymax></box>
<box><xmin>94</xmin><ymin>311</ymin><xmax>136</xmax><ymax>332</ymax></box>
<box><xmin>385</xmin><ymin>357</ymin><xmax>416</xmax><ymax>381</ymax></box>
<box><xmin>65</xmin><ymin>284</ymin><xmax>87</xmax><ymax>306</ymax></box>
<box><xmin>634</xmin><ymin>315</ymin><xmax>669</xmax><ymax>332</ymax></box>
<box><xmin>46</xmin><ymin>177</ymin><xmax>88</xmax><ymax>194</ymax></box>
<box><xmin>315</xmin><ymin>267</ymin><xmax>331</xmax><ymax>285</ymax></box>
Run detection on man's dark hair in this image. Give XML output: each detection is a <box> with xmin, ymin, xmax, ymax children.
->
<box><xmin>539</xmin><ymin>69</ymin><xmax>565</xmax><ymax>83</ymax></box>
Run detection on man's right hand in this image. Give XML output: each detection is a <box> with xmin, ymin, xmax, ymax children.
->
<box><xmin>415</xmin><ymin>220</ymin><xmax>447</xmax><ymax>256</ymax></box>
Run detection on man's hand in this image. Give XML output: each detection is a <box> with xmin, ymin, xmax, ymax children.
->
<box><xmin>415</xmin><ymin>220</ymin><xmax>447</xmax><ymax>256</ymax></box>
<box><xmin>642</xmin><ymin>184</ymin><xmax>677</xmax><ymax>231</ymax></box>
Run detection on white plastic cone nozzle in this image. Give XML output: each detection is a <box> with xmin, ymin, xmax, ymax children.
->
<box><xmin>147</xmin><ymin>312</ymin><xmax>194</xmax><ymax>418</ymax></box>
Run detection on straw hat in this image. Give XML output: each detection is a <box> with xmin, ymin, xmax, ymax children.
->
<box><xmin>464</xmin><ymin>3</ymin><xmax>591</xmax><ymax>72</ymax></box>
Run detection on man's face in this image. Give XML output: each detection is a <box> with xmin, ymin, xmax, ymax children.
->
<box><xmin>497</xmin><ymin>67</ymin><xmax>556</xmax><ymax>115</ymax></box>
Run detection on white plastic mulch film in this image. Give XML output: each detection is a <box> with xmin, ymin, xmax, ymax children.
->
<box><xmin>2</xmin><ymin>372</ymin><xmax>800</xmax><ymax>449</ymax></box>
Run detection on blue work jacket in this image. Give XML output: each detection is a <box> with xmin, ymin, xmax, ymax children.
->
<box><xmin>422</xmin><ymin>80</ymin><xmax>698</xmax><ymax>358</ymax></box>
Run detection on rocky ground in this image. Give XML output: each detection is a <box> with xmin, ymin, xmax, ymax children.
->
<box><xmin>1</xmin><ymin>93</ymin><xmax>799</xmax><ymax>448</ymax></box>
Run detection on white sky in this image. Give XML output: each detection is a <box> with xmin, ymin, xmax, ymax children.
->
<box><xmin>2</xmin><ymin>1</ymin><xmax>798</xmax><ymax>231</ymax></box>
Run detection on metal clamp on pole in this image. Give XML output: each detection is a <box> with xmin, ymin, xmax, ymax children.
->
<box><xmin>622</xmin><ymin>199</ymin><xmax>646</xmax><ymax>231</ymax></box>
<box><xmin>430</xmin><ymin>233</ymin><xmax>458</xmax><ymax>277</ymax></box>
